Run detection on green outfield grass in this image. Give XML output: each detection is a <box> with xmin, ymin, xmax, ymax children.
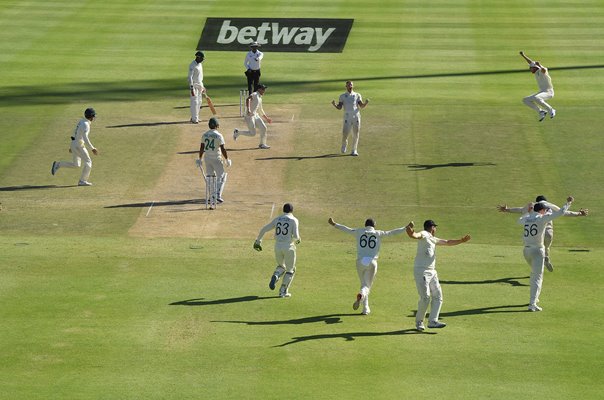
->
<box><xmin>1</xmin><ymin>1</ymin><xmax>603</xmax><ymax>399</ymax></box>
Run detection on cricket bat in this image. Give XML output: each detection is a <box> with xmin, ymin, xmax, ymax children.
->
<box><xmin>205</xmin><ymin>95</ymin><xmax>217</xmax><ymax>115</ymax></box>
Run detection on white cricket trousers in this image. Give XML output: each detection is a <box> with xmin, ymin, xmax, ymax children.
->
<box><xmin>274</xmin><ymin>242</ymin><xmax>297</xmax><ymax>273</ymax></box>
<box><xmin>414</xmin><ymin>268</ymin><xmax>443</xmax><ymax>323</ymax></box>
<box><xmin>190</xmin><ymin>84</ymin><xmax>204</xmax><ymax>123</ymax></box>
<box><xmin>342</xmin><ymin>113</ymin><xmax>360</xmax><ymax>153</ymax></box>
<box><xmin>58</xmin><ymin>141</ymin><xmax>92</xmax><ymax>182</ymax></box>
<box><xmin>523</xmin><ymin>90</ymin><xmax>554</xmax><ymax>113</ymax></box>
<box><xmin>523</xmin><ymin>246</ymin><xmax>545</xmax><ymax>307</ymax></box>
<box><xmin>356</xmin><ymin>257</ymin><xmax>377</xmax><ymax>307</ymax></box>
<box><xmin>238</xmin><ymin>114</ymin><xmax>267</xmax><ymax>146</ymax></box>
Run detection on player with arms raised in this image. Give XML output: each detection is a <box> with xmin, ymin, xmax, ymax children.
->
<box><xmin>328</xmin><ymin>217</ymin><xmax>408</xmax><ymax>315</ymax></box>
<box><xmin>518</xmin><ymin>196</ymin><xmax>574</xmax><ymax>312</ymax></box>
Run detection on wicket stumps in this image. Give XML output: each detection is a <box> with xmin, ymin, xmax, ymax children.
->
<box><xmin>205</xmin><ymin>172</ymin><xmax>218</xmax><ymax>210</ymax></box>
<box><xmin>239</xmin><ymin>89</ymin><xmax>248</xmax><ymax>117</ymax></box>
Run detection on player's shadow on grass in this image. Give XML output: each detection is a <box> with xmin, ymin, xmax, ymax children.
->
<box><xmin>277</xmin><ymin>328</ymin><xmax>435</xmax><ymax>347</ymax></box>
<box><xmin>105</xmin><ymin>199</ymin><xmax>202</xmax><ymax>209</ymax></box>
<box><xmin>213</xmin><ymin>313</ymin><xmax>361</xmax><ymax>326</ymax></box>
<box><xmin>169</xmin><ymin>295</ymin><xmax>275</xmax><ymax>306</ymax></box>
<box><xmin>402</xmin><ymin>162</ymin><xmax>496</xmax><ymax>170</ymax></box>
<box><xmin>440</xmin><ymin>276</ymin><xmax>529</xmax><ymax>287</ymax></box>
<box><xmin>439</xmin><ymin>304</ymin><xmax>529</xmax><ymax>317</ymax></box>
<box><xmin>256</xmin><ymin>153</ymin><xmax>348</xmax><ymax>161</ymax></box>
<box><xmin>0</xmin><ymin>184</ymin><xmax>78</xmax><ymax>191</ymax></box>
<box><xmin>106</xmin><ymin>121</ymin><xmax>191</xmax><ymax>128</ymax></box>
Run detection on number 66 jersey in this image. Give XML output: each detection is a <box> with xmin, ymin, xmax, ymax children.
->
<box><xmin>332</xmin><ymin>224</ymin><xmax>406</xmax><ymax>261</ymax></box>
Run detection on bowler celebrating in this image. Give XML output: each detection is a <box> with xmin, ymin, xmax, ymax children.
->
<box><xmin>520</xmin><ymin>51</ymin><xmax>556</xmax><ymax>121</ymax></box>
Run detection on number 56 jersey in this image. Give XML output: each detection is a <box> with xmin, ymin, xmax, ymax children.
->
<box><xmin>518</xmin><ymin>204</ymin><xmax>569</xmax><ymax>247</ymax></box>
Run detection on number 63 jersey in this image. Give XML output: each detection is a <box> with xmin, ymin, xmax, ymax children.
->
<box><xmin>259</xmin><ymin>213</ymin><xmax>300</xmax><ymax>246</ymax></box>
<box><xmin>518</xmin><ymin>204</ymin><xmax>569</xmax><ymax>247</ymax></box>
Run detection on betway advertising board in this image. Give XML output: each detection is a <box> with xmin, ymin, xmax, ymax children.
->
<box><xmin>197</xmin><ymin>18</ymin><xmax>354</xmax><ymax>53</ymax></box>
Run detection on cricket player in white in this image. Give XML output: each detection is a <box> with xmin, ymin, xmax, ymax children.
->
<box><xmin>188</xmin><ymin>51</ymin><xmax>205</xmax><ymax>124</ymax></box>
<box><xmin>498</xmin><ymin>195</ymin><xmax>588</xmax><ymax>271</ymax></box>
<box><xmin>520</xmin><ymin>51</ymin><xmax>556</xmax><ymax>121</ymax></box>
<box><xmin>328</xmin><ymin>217</ymin><xmax>407</xmax><ymax>315</ymax></box>
<box><xmin>254</xmin><ymin>203</ymin><xmax>301</xmax><ymax>298</ymax></box>
<box><xmin>331</xmin><ymin>81</ymin><xmax>369</xmax><ymax>156</ymax></box>
<box><xmin>51</xmin><ymin>108</ymin><xmax>99</xmax><ymax>186</ymax></box>
<box><xmin>233</xmin><ymin>84</ymin><xmax>272</xmax><ymax>149</ymax></box>
<box><xmin>518</xmin><ymin>196</ymin><xmax>573</xmax><ymax>312</ymax></box>
<box><xmin>406</xmin><ymin>220</ymin><xmax>471</xmax><ymax>331</ymax></box>
<box><xmin>196</xmin><ymin>117</ymin><xmax>231</xmax><ymax>204</ymax></box>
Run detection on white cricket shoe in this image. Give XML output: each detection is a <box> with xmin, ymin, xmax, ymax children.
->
<box><xmin>351</xmin><ymin>151</ymin><xmax>359</xmax><ymax>156</ymax></box>
<box><xmin>341</xmin><ymin>145</ymin><xmax>347</xmax><ymax>154</ymax></box>
<box><xmin>352</xmin><ymin>293</ymin><xmax>363</xmax><ymax>310</ymax></box>
<box><xmin>550</xmin><ymin>109</ymin><xmax>556</xmax><ymax>119</ymax></box>
<box><xmin>361</xmin><ymin>306</ymin><xmax>371</xmax><ymax>315</ymax></box>
<box><xmin>538</xmin><ymin>110</ymin><xmax>547</xmax><ymax>122</ymax></box>
<box><xmin>259</xmin><ymin>144</ymin><xmax>270</xmax><ymax>149</ymax></box>
<box><xmin>78</xmin><ymin>180</ymin><xmax>93</xmax><ymax>186</ymax></box>
<box><xmin>279</xmin><ymin>292</ymin><xmax>291</xmax><ymax>298</ymax></box>
<box><xmin>51</xmin><ymin>161</ymin><xmax>59</xmax><ymax>176</ymax></box>
<box><xmin>416</xmin><ymin>321</ymin><xmax>425</xmax><ymax>331</ymax></box>
<box><xmin>233</xmin><ymin>129</ymin><xmax>239</xmax><ymax>141</ymax></box>
<box><xmin>427</xmin><ymin>320</ymin><xmax>447</xmax><ymax>328</ymax></box>
<box><xmin>528</xmin><ymin>304</ymin><xmax>542</xmax><ymax>312</ymax></box>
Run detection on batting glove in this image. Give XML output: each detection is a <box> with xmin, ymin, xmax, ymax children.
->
<box><xmin>195</xmin><ymin>159</ymin><xmax>202</xmax><ymax>168</ymax></box>
<box><xmin>226</xmin><ymin>159</ymin><xmax>232</xmax><ymax>167</ymax></box>
<box><xmin>253</xmin><ymin>240</ymin><xmax>262</xmax><ymax>251</ymax></box>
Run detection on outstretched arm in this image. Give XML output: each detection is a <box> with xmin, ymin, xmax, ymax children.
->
<box><xmin>439</xmin><ymin>234</ymin><xmax>471</xmax><ymax>246</ymax></box>
<box><xmin>328</xmin><ymin>217</ymin><xmax>355</xmax><ymax>234</ymax></box>
<box><xmin>497</xmin><ymin>204</ymin><xmax>527</xmax><ymax>214</ymax></box>
<box><xmin>519</xmin><ymin>51</ymin><xmax>533</xmax><ymax>65</ymax></box>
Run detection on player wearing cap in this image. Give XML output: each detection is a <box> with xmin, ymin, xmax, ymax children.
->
<box><xmin>196</xmin><ymin>117</ymin><xmax>231</xmax><ymax>203</ymax></box>
<box><xmin>254</xmin><ymin>203</ymin><xmax>301</xmax><ymax>298</ymax></box>
<box><xmin>497</xmin><ymin>195</ymin><xmax>588</xmax><ymax>271</ymax></box>
<box><xmin>328</xmin><ymin>217</ymin><xmax>408</xmax><ymax>315</ymax></box>
<box><xmin>51</xmin><ymin>107</ymin><xmax>99</xmax><ymax>186</ymax></box>
<box><xmin>517</xmin><ymin>196</ymin><xmax>573</xmax><ymax>312</ymax></box>
<box><xmin>244</xmin><ymin>42</ymin><xmax>263</xmax><ymax>94</ymax></box>
<box><xmin>188</xmin><ymin>51</ymin><xmax>206</xmax><ymax>124</ymax></box>
<box><xmin>520</xmin><ymin>51</ymin><xmax>556</xmax><ymax>121</ymax></box>
<box><xmin>331</xmin><ymin>80</ymin><xmax>369</xmax><ymax>156</ymax></box>
<box><xmin>233</xmin><ymin>84</ymin><xmax>272</xmax><ymax>149</ymax></box>
<box><xmin>406</xmin><ymin>220</ymin><xmax>471</xmax><ymax>331</ymax></box>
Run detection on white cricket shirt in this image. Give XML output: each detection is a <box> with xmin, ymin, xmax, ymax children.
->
<box><xmin>257</xmin><ymin>213</ymin><xmax>300</xmax><ymax>245</ymax></box>
<box><xmin>413</xmin><ymin>231</ymin><xmax>444</xmax><ymax>270</ymax></box>
<box><xmin>188</xmin><ymin>60</ymin><xmax>204</xmax><ymax>87</ymax></box>
<box><xmin>535</xmin><ymin>69</ymin><xmax>553</xmax><ymax>92</ymax></box>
